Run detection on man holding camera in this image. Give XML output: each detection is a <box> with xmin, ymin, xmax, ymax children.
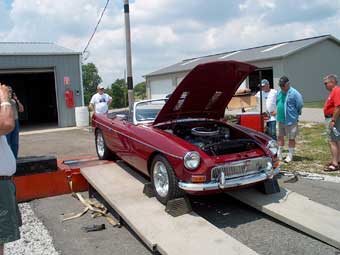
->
<box><xmin>0</xmin><ymin>83</ymin><xmax>22</xmax><ymax>255</ymax></box>
<box><xmin>6</xmin><ymin>87</ymin><xmax>24</xmax><ymax>159</ymax></box>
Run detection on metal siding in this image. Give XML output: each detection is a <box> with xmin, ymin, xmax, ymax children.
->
<box><xmin>0</xmin><ymin>54</ymin><xmax>82</xmax><ymax>127</ymax></box>
<box><xmin>149</xmin><ymin>76</ymin><xmax>173</xmax><ymax>99</ymax></box>
<box><xmin>283</xmin><ymin>40</ymin><xmax>340</xmax><ymax>101</ymax></box>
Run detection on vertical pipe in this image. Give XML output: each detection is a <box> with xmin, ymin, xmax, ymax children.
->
<box><xmin>123</xmin><ymin>0</ymin><xmax>134</xmax><ymax>112</ymax></box>
<box><xmin>259</xmin><ymin>70</ymin><xmax>264</xmax><ymax>132</ymax></box>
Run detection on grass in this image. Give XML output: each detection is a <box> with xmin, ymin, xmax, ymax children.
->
<box><xmin>303</xmin><ymin>100</ymin><xmax>324</xmax><ymax>108</ymax></box>
<box><xmin>281</xmin><ymin>122</ymin><xmax>339</xmax><ymax>176</ymax></box>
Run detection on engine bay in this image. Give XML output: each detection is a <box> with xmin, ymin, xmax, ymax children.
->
<box><xmin>160</xmin><ymin>121</ymin><xmax>260</xmax><ymax>156</ymax></box>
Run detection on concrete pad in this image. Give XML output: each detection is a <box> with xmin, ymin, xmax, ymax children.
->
<box><xmin>81</xmin><ymin>164</ymin><xmax>258</xmax><ymax>255</ymax></box>
<box><xmin>229</xmin><ymin>188</ymin><xmax>340</xmax><ymax>249</ymax></box>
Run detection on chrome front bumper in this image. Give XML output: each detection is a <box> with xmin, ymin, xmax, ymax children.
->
<box><xmin>178</xmin><ymin>167</ymin><xmax>280</xmax><ymax>192</ymax></box>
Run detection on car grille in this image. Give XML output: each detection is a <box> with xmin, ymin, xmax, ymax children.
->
<box><xmin>211</xmin><ymin>157</ymin><xmax>272</xmax><ymax>180</ymax></box>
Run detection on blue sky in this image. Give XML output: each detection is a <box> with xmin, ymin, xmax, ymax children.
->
<box><xmin>1</xmin><ymin>0</ymin><xmax>340</xmax><ymax>86</ymax></box>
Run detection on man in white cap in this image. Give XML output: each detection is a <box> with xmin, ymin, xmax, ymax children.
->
<box><xmin>89</xmin><ymin>84</ymin><xmax>112</xmax><ymax>115</ymax></box>
<box><xmin>255</xmin><ymin>79</ymin><xmax>277</xmax><ymax>140</ymax></box>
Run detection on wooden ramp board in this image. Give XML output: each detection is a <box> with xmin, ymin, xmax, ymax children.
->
<box><xmin>81</xmin><ymin>164</ymin><xmax>258</xmax><ymax>255</ymax></box>
<box><xmin>229</xmin><ymin>188</ymin><xmax>340</xmax><ymax>249</ymax></box>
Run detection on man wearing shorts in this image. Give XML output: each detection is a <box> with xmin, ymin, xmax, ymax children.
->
<box><xmin>276</xmin><ymin>76</ymin><xmax>303</xmax><ymax>163</ymax></box>
<box><xmin>323</xmin><ymin>74</ymin><xmax>340</xmax><ymax>171</ymax></box>
<box><xmin>0</xmin><ymin>83</ymin><xmax>22</xmax><ymax>254</ymax></box>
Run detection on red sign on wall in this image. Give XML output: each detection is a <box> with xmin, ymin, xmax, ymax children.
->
<box><xmin>64</xmin><ymin>76</ymin><xmax>71</xmax><ymax>86</ymax></box>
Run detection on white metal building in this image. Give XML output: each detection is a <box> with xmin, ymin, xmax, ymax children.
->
<box><xmin>145</xmin><ymin>35</ymin><xmax>340</xmax><ymax>102</ymax></box>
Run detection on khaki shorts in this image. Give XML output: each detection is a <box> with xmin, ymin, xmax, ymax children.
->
<box><xmin>278</xmin><ymin>122</ymin><xmax>298</xmax><ymax>139</ymax></box>
<box><xmin>325</xmin><ymin>117</ymin><xmax>340</xmax><ymax>141</ymax></box>
<box><xmin>0</xmin><ymin>180</ymin><xmax>22</xmax><ymax>244</ymax></box>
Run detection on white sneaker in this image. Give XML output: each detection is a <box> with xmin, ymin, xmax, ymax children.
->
<box><xmin>284</xmin><ymin>155</ymin><xmax>293</xmax><ymax>163</ymax></box>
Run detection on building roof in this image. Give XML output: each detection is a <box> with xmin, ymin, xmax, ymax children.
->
<box><xmin>0</xmin><ymin>42</ymin><xmax>81</xmax><ymax>55</ymax></box>
<box><xmin>146</xmin><ymin>34</ymin><xmax>340</xmax><ymax>77</ymax></box>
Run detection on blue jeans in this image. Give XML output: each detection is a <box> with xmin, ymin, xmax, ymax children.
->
<box><xmin>6</xmin><ymin>119</ymin><xmax>19</xmax><ymax>159</ymax></box>
<box><xmin>266</xmin><ymin>120</ymin><xmax>277</xmax><ymax>140</ymax></box>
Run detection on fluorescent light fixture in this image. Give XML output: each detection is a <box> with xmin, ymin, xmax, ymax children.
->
<box><xmin>261</xmin><ymin>43</ymin><xmax>287</xmax><ymax>52</ymax></box>
<box><xmin>219</xmin><ymin>51</ymin><xmax>241</xmax><ymax>59</ymax></box>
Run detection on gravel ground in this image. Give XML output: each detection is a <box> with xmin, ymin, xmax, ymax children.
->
<box><xmin>5</xmin><ymin>203</ymin><xmax>59</xmax><ymax>255</ymax></box>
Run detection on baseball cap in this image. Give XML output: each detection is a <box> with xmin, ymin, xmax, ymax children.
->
<box><xmin>97</xmin><ymin>84</ymin><xmax>104</xmax><ymax>89</ymax></box>
<box><xmin>279</xmin><ymin>76</ymin><xmax>289</xmax><ymax>87</ymax></box>
<box><xmin>261</xmin><ymin>79</ymin><xmax>269</xmax><ymax>86</ymax></box>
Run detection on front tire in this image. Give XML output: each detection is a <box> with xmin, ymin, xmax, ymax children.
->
<box><xmin>150</xmin><ymin>155</ymin><xmax>184</xmax><ymax>204</ymax></box>
<box><xmin>95</xmin><ymin>129</ymin><xmax>113</xmax><ymax>160</ymax></box>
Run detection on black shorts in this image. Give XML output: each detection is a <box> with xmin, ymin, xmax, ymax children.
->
<box><xmin>0</xmin><ymin>180</ymin><xmax>22</xmax><ymax>244</ymax></box>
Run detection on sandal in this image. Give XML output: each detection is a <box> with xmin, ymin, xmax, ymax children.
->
<box><xmin>324</xmin><ymin>163</ymin><xmax>339</xmax><ymax>172</ymax></box>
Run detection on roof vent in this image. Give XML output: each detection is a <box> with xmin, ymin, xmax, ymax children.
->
<box><xmin>181</xmin><ymin>58</ymin><xmax>200</xmax><ymax>66</ymax></box>
<box><xmin>218</xmin><ymin>51</ymin><xmax>241</xmax><ymax>59</ymax></box>
<box><xmin>261</xmin><ymin>43</ymin><xmax>287</xmax><ymax>52</ymax></box>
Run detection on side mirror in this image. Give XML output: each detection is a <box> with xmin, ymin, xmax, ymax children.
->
<box><xmin>115</xmin><ymin>114</ymin><xmax>128</xmax><ymax>121</ymax></box>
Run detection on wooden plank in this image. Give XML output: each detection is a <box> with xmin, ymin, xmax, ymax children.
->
<box><xmin>81</xmin><ymin>163</ymin><xmax>258</xmax><ymax>255</ymax></box>
<box><xmin>229</xmin><ymin>188</ymin><xmax>340</xmax><ymax>249</ymax></box>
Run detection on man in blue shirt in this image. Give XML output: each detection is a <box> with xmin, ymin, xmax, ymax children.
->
<box><xmin>276</xmin><ymin>76</ymin><xmax>304</xmax><ymax>163</ymax></box>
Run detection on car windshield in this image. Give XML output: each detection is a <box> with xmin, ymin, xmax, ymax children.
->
<box><xmin>135</xmin><ymin>99</ymin><xmax>166</xmax><ymax>122</ymax></box>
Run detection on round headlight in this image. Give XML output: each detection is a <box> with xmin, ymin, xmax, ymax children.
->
<box><xmin>184</xmin><ymin>151</ymin><xmax>200</xmax><ymax>170</ymax></box>
<box><xmin>266</xmin><ymin>140</ymin><xmax>278</xmax><ymax>155</ymax></box>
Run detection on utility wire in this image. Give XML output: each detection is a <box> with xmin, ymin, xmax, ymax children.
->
<box><xmin>83</xmin><ymin>0</ymin><xmax>110</xmax><ymax>54</ymax></box>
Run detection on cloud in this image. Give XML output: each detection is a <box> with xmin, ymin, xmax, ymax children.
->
<box><xmin>1</xmin><ymin>0</ymin><xmax>340</xmax><ymax>86</ymax></box>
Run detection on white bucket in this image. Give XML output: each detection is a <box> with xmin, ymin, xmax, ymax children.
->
<box><xmin>75</xmin><ymin>106</ymin><xmax>89</xmax><ymax>127</ymax></box>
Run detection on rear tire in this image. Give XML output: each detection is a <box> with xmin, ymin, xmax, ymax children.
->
<box><xmin>150</xmin><ymin>154</ymin><xmax>184</xmax><ymax>204</ymax></box>
<box><xmin>95</xmin><ymin>129</ymin><xmax>113</xmax><ymax>160</ymax></box>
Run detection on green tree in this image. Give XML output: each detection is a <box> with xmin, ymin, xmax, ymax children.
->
<box><xmin>110</xmin><ymin>79</ymin><xmax>128</xmax><ymax>108</ymax></box>
<box><xmin>133</xmin><ymin>81</ymin><xmax>146</xmax><ymax>100</ymax></box>
<box><xmin>82</xmin><ymin>63</ymin><xmax>102</xmax><ymax>105</ymax></box>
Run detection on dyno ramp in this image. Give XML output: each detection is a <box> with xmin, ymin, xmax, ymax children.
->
<box><xmin>81</xmin><ymin>163</ymin><xmax>258</xmax><ymax>255</ymax></box>
<box><xmin>229</xmin><ymin>188</ymin><xmax>340</xmax><ymax>249</ymax></box>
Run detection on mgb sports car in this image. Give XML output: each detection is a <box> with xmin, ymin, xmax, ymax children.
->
<box><xmin>92</xmin><ymin>61</ymin><xmax>280</xmax><ymax>204</ymax></box>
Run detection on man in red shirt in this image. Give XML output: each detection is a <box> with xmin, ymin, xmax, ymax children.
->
<box><xmin>323</xmin><ymin>74</ymin><xmax>340</xmax><ymax>171</ymax></box>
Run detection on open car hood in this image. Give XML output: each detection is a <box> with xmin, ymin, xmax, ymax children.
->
<box><xmin>153</xmin><ymin>61</ymin><xmax>257</xmax><ymax>125</ymax></box>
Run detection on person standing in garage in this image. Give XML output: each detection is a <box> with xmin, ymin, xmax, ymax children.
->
<box><xmin>89</xmin><ymin>84</ymin><xmax>112</xmax><ymax>115</ymax></box>
<box><xmin>6</xmin><ymin>87</ymin><xmax>24</xmax><ymax>159</ymax></box>
<box><xmin>0</xmin><ymin>84</ymin><xmax>22</xmax><ymax>255</ymax></box>
<box><xmin>255</xmin><ymin>79</ymin><xmax>277</xmax><ymax>140</ymax></box>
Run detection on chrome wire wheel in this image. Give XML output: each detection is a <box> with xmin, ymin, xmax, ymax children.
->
<box><xmin>153</xmin><ymin>161</ymin><xmax>169</xmax><ymax>198</ymax></box>
<box><xmin>96</xmin><ymin>131</ymin><xmax>105</xmax><ymax>158</ymax></box>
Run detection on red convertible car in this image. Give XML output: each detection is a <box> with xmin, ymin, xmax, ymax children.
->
<box><xmin>92</xmin><ymin>61</ymin><xmax>280</xmax><ymax>204</ymax></box>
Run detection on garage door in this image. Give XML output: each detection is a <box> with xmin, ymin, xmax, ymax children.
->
<box><xmin>0</xmin><ymin>70</ymin><xmax>58</xmax><ymax>126</ymax></box>
<box><xmin>150</xmin><ymin>78</ymin><xmax>173</xmax><ymax>99</ymax></box>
